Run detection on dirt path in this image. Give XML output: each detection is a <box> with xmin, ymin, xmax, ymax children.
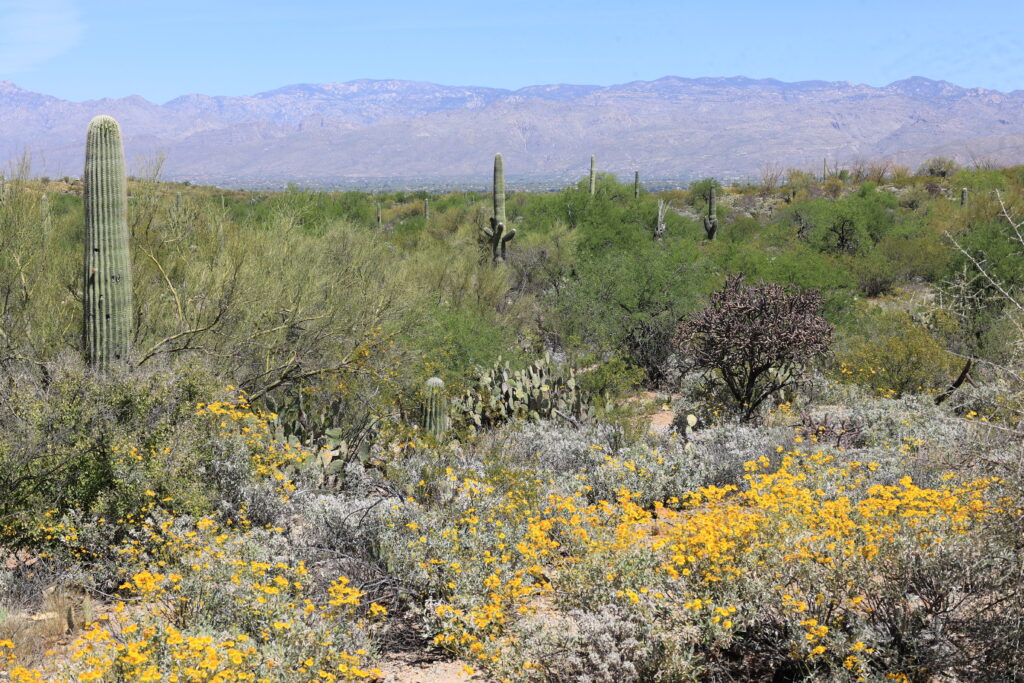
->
<box><xmin>381</xmin><ymin>652</ymin><xmax>484</xmax><ymax>682</ymax></box>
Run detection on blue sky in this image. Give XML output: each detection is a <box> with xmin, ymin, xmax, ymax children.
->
<box><xmin>1</xmin><ymin>0</ymin><xmax>1022</xmax><ymax>102</ymax></box>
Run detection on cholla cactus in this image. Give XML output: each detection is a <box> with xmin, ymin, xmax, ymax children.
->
<box><xmin>83</xmin><ymin>115</ymin><xmax>133</xmax><ymax>368</ymax></box>
<box><xmin>482</xmin><ymin>153</ymin><xmax>515</xmax><ymax>263</ymax></box>
<box><xmin>589</xmin><ymin>155</ymin><xmax>596</xmax><ymax>195</ymax></box>
<box><xmin>702</xmin><ymin>186</ymin><xmax>719</xmax><ymax>240</ymax></box>
<box><xmin>421</xmin><ymin>377</ymin><xmax>449</xmax><ymax>440</ymax></box>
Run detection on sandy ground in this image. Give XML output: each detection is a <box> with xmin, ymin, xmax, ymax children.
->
<box><xmin>380</xmin><ymin>652</ymin><xmax>484</xmax><ymax>682</ymax></box>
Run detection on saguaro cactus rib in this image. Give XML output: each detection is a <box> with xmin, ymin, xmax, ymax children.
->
<box><xmin>83</xmin><ymin>115</ymin><xmax>133</xmax><ymax>368</ymax></box>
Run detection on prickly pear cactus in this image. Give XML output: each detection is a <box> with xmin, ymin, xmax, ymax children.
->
<box><xmin>452</xmin><ymin>354</ymin><xmax>593</xmax><ymax>431</ymax></box>
<box><xmin>83</xmin><ymin>115</ymin><xmax>133</xmax><ymax>369</ymax></box>
<box><xmin>421</xmin><ymin>377</ymin><xmax>449</xmax><ymax>440</ymax></box>
<box><xmin>482</xmin><ymin>153</ymin><xmax>515</xmax><ymax>263</ymax></box>
<box><xmin>589</xmin><ymin>155</ymin><xmax>596</xmax><ymax>195</ymax></box>
<box><xmin>702</xmin><ymin>186</ymin><xmax>719</xmax><ymax>240</ymax></box>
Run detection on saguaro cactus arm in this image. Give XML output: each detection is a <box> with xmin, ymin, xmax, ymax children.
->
<box><xmin>83</xmin><ymin>114</ymin><xmax>133</xmax><ymax>368</ymax></box>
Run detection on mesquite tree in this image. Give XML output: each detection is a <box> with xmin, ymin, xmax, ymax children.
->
<box><xmin>675</xmin><ymin>276</ymin><xmax>832</xmax><ymax>421</ymax></box>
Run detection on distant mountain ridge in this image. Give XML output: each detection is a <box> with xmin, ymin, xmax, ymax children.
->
<box><xmin>2</xmin><ymin>76</ymin><xmax>1023</xmax><ymax>188</ymax></box>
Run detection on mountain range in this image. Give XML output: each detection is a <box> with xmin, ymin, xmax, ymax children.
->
<box><xmin>2</xmin><ymin>76</ymin><xmax>1024</xmax><ymax>189</ymax></box>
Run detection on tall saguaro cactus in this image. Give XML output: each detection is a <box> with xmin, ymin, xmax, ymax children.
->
<box><xmin>83</xmin><ymin>115</ymin><xmax>133</xmax><ymax>368</ymax></box>
<box><xmin>634</xmin><ymin>171</ymin><xmax>640</xmax><ymax>200</ymax></box>
<box><xmin>702</xmin><ymin>186</ymin><xmax>719</xmax><ymax>240</ymax></box>
<box><xmin>589</xmin><ymin>155</ymin><xmax>596</xmax><ymax>195</ymax></box>
<box><xmin>483</xmin><ymin>153</ymin><xmax>515</xmax><ymax>263</ymax></box>
<box><xmin>421</xmin><ymin>377</ymin><xmax>449</xmax><ymax>440</ymax></box>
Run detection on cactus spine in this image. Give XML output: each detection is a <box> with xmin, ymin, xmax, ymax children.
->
<box><xmin>589</xmin><ymin>155</ymin><xmax>596</xmax><ymax>195</ymax></box>
<box><xmin>634</xmin><ymin>171</ymin><xmax>640</xmax><ymax>200</ymax></box>
<box><xmin>83</xmin><ymin>115</ymin><xmax>133</xmax><ymax>368</ymax></box>
<box><xmin>422</xmin><ymin>377</ymin><xmax>449</xmax><ymax>440</ymax></box>
<box><xmin>702</xmin><ymin>186</ymin><xmax>719</xmax><ymax>240</ymax></box>
<box><xmin>483</xmin><ymin>153</ymin><xmax>515</xmax><ymax>263</ymax></box>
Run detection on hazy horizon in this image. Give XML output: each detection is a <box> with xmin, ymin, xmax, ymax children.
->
<box><xmin>1</xmin><ymin>0</ymin><xmax>1021</xmax><ymax>102</ymax></box>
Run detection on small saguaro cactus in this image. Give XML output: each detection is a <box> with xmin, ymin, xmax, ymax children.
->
<box><xmin>634</xmin><ymin>171</ymin><xmax>640</xmax><ymax>200</ymax></box>
<box><xmin>83</xmin><ymin>115</ymin><xmax>133</xmax><ymax>369</ymax></box>
<box><xmin>424</xmin><ymin>197</ymin><xmax>430</xmax><ymax>221</ymax></box>
<box><xmin>589</xmin><ymin>155</ymin><xmax>596</xmax><ymax>195</ymax></box>
<box><xmin>376</xmin><ymin>201</ymin><xmax>382</xmax><ymax>230</ymax></box>
<box><xmin>960</xmin><ymin>187</ymin><xmax>968</xmax><ymax>206</ymax></box>
<box><xmin>702</xmin><ymin>186</ymin><xmax>719</xmax><ymax>240</ymax></box>
<box><xmin>483</xmin><ymin>153</ymin><xmax>515</xmax><ymax>263</ymax></box>
<box><xmin>421</xmin><ymin>376</ymin><xmax>449</xmax><ymax>440</ymax></box>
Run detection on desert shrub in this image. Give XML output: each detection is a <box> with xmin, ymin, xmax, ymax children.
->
<box><xmin>549</xmin><ymin>238</ymin><xmax>707</xmax><ymax>385</ymax></box>
<box><xmin>0</xmin><ymin>358</ymin><xmax>221</xmax><ymax>550</ymax></box>
<box><xmin>675</xmin><ymin>276</ymin><xmax>833</xmax><ymax>421</ymax></box>
<box><xmin>918</xmin><ymin>156</ymin><xmax>960</xmax><ymax>178</ymax></box>
<box><xmin>575</xmin><ymin>353</ymin><xmax>646</xmax><ymax>403</ymax></box>
<box><xmin>847</xmin><ymin>249</ymin><xmax>903</xmax><ymax>296</ymax></box>
<box><xmin>835</xmin><ymin>309</ymin><xmax>961</xmax><ymax>398</ymax></box>
<box><xmin>687</xmin><ymin>177</ymin><xmax>722</xmax><ymax>210</ymax></box>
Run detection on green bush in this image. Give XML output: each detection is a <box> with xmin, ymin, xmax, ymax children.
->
<box><xmin>0</xmin><ymin>358</ymin><xmax>220</xmax><ymax>550</ymax></box>
<box><xmin>835</xmin><ymin>309</ymin><xmax>961</xmax><ymax>397</ymax></box>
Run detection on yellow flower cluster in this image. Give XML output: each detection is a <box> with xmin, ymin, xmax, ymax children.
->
<box><xmin>398</xmin><ymin>449</ymin><xmax>999</xmax><ymax>679</ymax></box>
<box><xmin>4</xmin><ymin>511</ymin><xmax>386</xmax><ymax>682</ymax></box>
